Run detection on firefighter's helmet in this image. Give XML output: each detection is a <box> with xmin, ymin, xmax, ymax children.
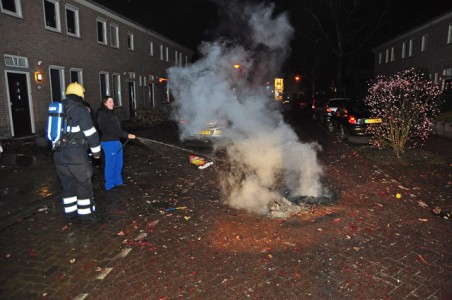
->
<box><xmin>65</xmin><ymin>82</ymin><xmax>85</xmax><ymax>99</ymax></box>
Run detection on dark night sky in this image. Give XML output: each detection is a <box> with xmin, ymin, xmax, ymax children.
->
<box><xmin>92</xmin><ymin>0</ymin><xmax>451</xmax><ymax>93</ymax></box>
<box><xmin>92</xmin><ymin>0</ymin><xmax>452</xmax><ymax>50</ymax></box>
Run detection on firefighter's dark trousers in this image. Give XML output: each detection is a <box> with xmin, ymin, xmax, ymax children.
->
<box><xmin>55</xmin><ymin>162</ymin><xmax>95</xmax><ymax>218</ymax></box>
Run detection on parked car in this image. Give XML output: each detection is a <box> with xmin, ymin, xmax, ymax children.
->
<box><xmin>178</xmin><ymin>117</ymin><xmax>230</xmax><ymax>144</ymax></box>
<box><xmin>329</xmin><ymin>101</ymin><xmax>382</xmax><ymax>141</ymax></box>
<box><xmin>318</xmin><ymin>98</ymin><xmax>352</xmax><ymax>124</ymax></box>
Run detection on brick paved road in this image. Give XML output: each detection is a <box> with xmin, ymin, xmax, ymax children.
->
<box><xmin>0</xmin><ymin>119</ymin><xmax>450</xmax><ymax>299</ymax></box>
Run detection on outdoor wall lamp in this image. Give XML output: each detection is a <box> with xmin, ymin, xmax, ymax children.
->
<box><xmin>35</xmin><ymin>71</ymin><xmax>43</xmax><ymax>82</ymax></box>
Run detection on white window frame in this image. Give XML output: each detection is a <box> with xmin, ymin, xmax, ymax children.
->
<box><xmin>96</xmin><ymin>17</ymin><xmax>107</xmax><ymax>45</ymax></box>
<box><xmin>401</xmin><ymin>42</ymin><xmax>406</xmax><ymax>59</ymax></box>
<box><xmin>421</xmin><ymin>34</ymin><xmax>428</xmax><ymax>52</ymax></box>
<box><xmin>447</xmin><ymin>24</ymin><xmax>452</xmax><ymax>44</ymax></box>
<box><xmin>1</xmin><ymin>0</ymin><xmax>23</xmax><ymax>18</ymax></box>
<box><xmin>149</xmin><ymin>42</ymin><xmax>154</xmax><ymax>56</ymax></box>
<box><xmin>50</xmin><ymin>65</ymin><xmax>66</xmax><ymax>102</ymax></box>
<box><xmin>127</xmin><ymin>32</ymin><xmax>134</xmax><ymax>50</ymax></box>
<box><xmin>99</xmin><ymin>72</ymin><xmax>110</xmax><ymax>99</ymax></box>
<box><xmin>390</xmin><ymin>47</ymin><xmax>395</xmax><ymax>62</ymax></box>
<box><xmin>43</xmin><ymin>0</ymin><xmax>61</xmax><ymax>32</ymax></box>
<box><xmin>4</xmin><ymin>54</ymin><xmax>28</xmax><ymax>68</ymax></box>
<box><xmin>112</xmin><ymin>73</ymin><xmax>122</xmax><ymax>106</ymax></box>
<box><xmin>69</xmin><ymin>68</ymin><xmax>83</xmax><ymax>85</ymax></box>
<box><xmin>65</xmin><ymin>4</ymin><xmax>80</xmax><ymax>38</ymax></box>
<box><xmin>110</xmin><ymin>23</ymin><xmax>119</xmax><ymax>48</ymax></box>
<box><xmin>408</xmin><ymin>39</ymin><xmax>414</xmax><ymax>57</ymax></box>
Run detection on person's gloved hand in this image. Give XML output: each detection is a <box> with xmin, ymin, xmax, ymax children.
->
<box><xmin>128</xmin><ymin>134</ymin><xmax>136</xmax><ymax>139</ymax></box>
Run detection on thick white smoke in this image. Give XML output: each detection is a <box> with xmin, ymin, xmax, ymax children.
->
<box><xmin>169</xmin><ymin>1</ymin><xmax>324</xmax><ymax>214</ymax></box>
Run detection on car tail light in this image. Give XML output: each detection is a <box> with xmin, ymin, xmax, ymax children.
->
<box><xmin>348</xmin><ymin>115</ymin><xmax>357</xmax><ymax>124</ymax></box>
<box><xmin>326</xmin><ymin>107</ymin><xmax>332</xmax><ymax>113</ymax></box>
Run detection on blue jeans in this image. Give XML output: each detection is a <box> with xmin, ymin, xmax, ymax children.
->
<box><xmin>101</xmin><ymin>141</ymin><xmax>124</xmax><ymax>190</ymax></box>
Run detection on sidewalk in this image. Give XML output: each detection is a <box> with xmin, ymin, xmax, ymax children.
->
<box><xmin>0</xmin><ymin>126</ymin><xmax>450</xmax><ymax>299</ymax></box>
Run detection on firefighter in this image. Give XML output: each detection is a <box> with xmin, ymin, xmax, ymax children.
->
<box><xmin>54</xmin><ymin>82</ymin><xmax>101</xmax><ymax>222</ymax></box>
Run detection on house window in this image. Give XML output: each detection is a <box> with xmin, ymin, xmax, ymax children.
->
<box><xmin>70</xmin><ymin>68</ymin><xmax>83</xmax><ymax>85</ymax></box>
<box><xmin>408</xmin><ymin>39</ymin><xmax>414</xmax><ymax>57</ymax></box>
<box><xmin>390</xmin><ymin>47</ymin><xmax>395</xmax><ymax>62</ymax></box>
<box><xmin>110</xmin><ymin>23</ymin><xmax>119</xmax><ymax>48</ymax></box>
<box><xmin>127</xmin><ymin>32</ymin><xmax>134</xmax><ymax>50</ymax></box>
<box><xmin>385</xmin><ymin>49</ymin><xmax>389</xmax><ymax>63</ymax></box>
<box><xmin>179</xmin><ymin>53</ymin><xmax>182</xmax><ymax>66</ymax></box>
<box><xmin>159</xmin><ymin>44</ymin><xmax>163</xmax><ymax>60</ymax></box>
<box><xmin>401</xmin><ymin>42</ymin><xmax>406</xmax><ymax>59</ymax></box>
<box><xmin>166</xmin><ymin>47</ymin><xmax>169</xmax><ymax>62</ymax></box>
<box><xmin>175</xmin><ymin>51</ymin><xmax>178</xmax><ymax>64</ymax></box>
<box><xmin>447</xmin><ymin>24</ymin><xmax>452</xmax><ymax>44</ymax></box>
<box><xmin>65</xmin><ymin>4</ymin><xmax>80</xmax><ymax>37</ymax></box>
<box><xmin>421</xmin><ymin>34</ymin><xmax>428</xmax><ymax>52</ymax></box>
<box><xmin>378</xmin><ymin>52</ymin><xmax>382</xmax><ymax>64</ymax></box>
<box><xmin>1</xmin><ymin>0</ymin><xmax>23</xmax><ymax>18</ymax></box>
<box><xmin>112</xmin><ymin>74</ymin><xmax>122</xmax><ymax>106</ymax></box>
<box><xmin>99</xmin><ymin>72</ymin><xmax>110</xmax><ymax>99</ymax></box>
<box><xmin>149</xmin><ymin>42</ymin><xmax>154</xmax><ymax>56</ymax></box>
<box><xmin>4</xmin><ymin>54</ymin><xmax>28</xmax><ymax>68</ymax></box>
<box><xmin>44</xmin><ymin>0</ymin><xmax>61</xmax><ymax>32</ymax></box>
<box><xmin>97</xmin><ymin>18</ymin><xmax>107</xmax><ymax>45</ymax></box>
<box><xmin>50</xmin><ymin>66</ymin><xmax>65</xmax><ymax>102</ymax></box>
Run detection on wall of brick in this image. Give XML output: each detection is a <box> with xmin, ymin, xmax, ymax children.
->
<box><xmin>0</xmin><ymin>0</ymin><xmax>194</xmax><ymax>138</ymax></box>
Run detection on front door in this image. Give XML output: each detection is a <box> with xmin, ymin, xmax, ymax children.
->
<box><xmin>7</xmin><ymin>72</ymin><xmax>32</xmax><ymax>136</ymax></box>
<box><xmin>128</xmin><ymin>81</ymin><xmax>136</xmax><ymax>118</ymax></box>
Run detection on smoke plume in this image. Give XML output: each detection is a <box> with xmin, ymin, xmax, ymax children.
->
<box><xmin>169</xmin><ymin>1</ymin><xmax>324</xmax><ymax>214</ymax></box>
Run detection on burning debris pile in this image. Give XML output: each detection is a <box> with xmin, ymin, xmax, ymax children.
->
<box><xmin>169</xmin><ymin>1</ymin><xmax>330</xmax><ymax>217</ymax></box>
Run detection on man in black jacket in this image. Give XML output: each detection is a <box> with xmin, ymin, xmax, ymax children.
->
<box><xmin>54</xmin><ymin>82</ymin><xmax>101</xmax><ymax>222</ymax></box>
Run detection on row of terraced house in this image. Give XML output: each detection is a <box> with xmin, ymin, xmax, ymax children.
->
<box><xmin>373</xmin><ymin>9</ymin><xmax>452</xmax><ymax>97</ymax></box>
<box><xmin>0</xmin><ymin>0</ymin><xmax>194</xmax><ymax>138</ymax></box>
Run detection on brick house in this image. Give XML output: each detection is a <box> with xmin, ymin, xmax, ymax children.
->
<box><xmin>373</xmin><ymin>10</ymin><xmax>452</xmax><ymax>91</ymax></box>
<box><xmin>0</xmin><ymin>0</ymin><xmax>194</xmax><ymax>138</ymax></box>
